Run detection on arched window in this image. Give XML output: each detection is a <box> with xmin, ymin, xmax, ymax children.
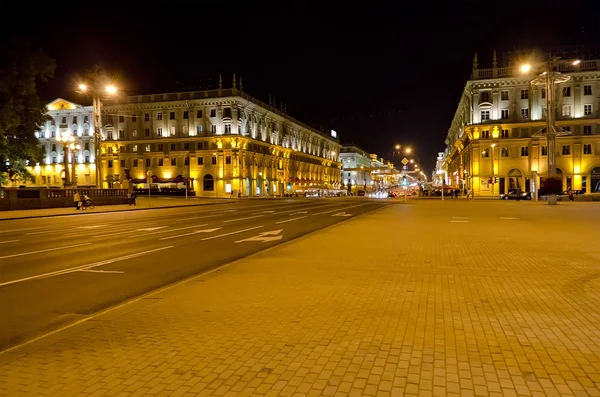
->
<box><xmin>203</xmin><ymin>174</ymin><xmax>214</xmax><ymax>191</ymax></box>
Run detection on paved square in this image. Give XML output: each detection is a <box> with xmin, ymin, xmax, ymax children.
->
<box><xmin>1</xmin><ymin>200</ymin><xmax>600</xmax><ymax>397</ymax></box>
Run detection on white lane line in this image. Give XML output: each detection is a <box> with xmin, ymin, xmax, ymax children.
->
<box><xmin>450</xmin><ymin>220</ymin><xmax>468</xmax><ymax>223</ymax></box>
<box><xmin>138</xmin><ymin>226</ymin><xmax>167</xmax><ymax>232</ymax></box>
<box><xmin>127</xmin><ymin>224</ymin><xmax>208</xmax><ymax>238</ymax></box>
<box><xmin>0</xmin><ymin>240</ymin><xmax>20</xmax><ymax>245</ymax></box>
<box><xmin>201</xmin><ymin>226</ymin><xmax>264</xmax><ymax>241</ymax></box>
<box><xmin>223</xmin><ymin>215</ymin><xmax>264</xmax><ymax>223</ymax></box>
<box><xmin>313</xmin><ymin>204</ymin><xmax>368</xmax><ymax>216</ymax></box>
<box><xmin>289</xmin><ymin>211</ymin><xmax>308</xmax><ymax>216</ymax></box>
<box><xmin>500</xmin><ymin>217</ymin><xmax>518</xmax><ymax>220</ymax></box>
<box><xmin>159</xmin><ymin>228</ymin><xmax>221</xmax><ymax>241</ymax></box>
<box><xmin>78</xmin><ymin>225</ymin><xmax>109</xmax><ymax>229</ymax></box>
<box><xmin>452</xmin><ymin>217</ymin><xmax>469</xmax><ymax>219</ymax></box>
<box><xmin>0</xmin><ymin>243</ymin><xmax>91</xmax><ymax>261</ymax></box>
<box><xmin>24</xmin><ymin>228</ymin><xmax>68</xmax><ymax>236</ymax></box>
<box><xmin>0</xmin><ymin>246</ymin><xmax>172</xmax><ymax>287</ymax></box>
<box><xmin>78</xmin><ymin>269</ymin><xmax>124</xmax><ymax>274</ymax></box>
<box><xmin>276</xmin><ymin>216</ymin><xmax>307</xmax><ymax>224</ymax></box>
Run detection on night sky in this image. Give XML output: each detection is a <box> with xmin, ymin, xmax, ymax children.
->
<box><xmin>3</xmin><ymin>0</ymin><xmax>600</xmax><ymax>173</ymax></box>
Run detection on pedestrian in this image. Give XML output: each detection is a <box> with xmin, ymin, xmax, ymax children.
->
<box><xmin>73</xmin><ymin>190</ymin><xmax>81</xmax><ymax>210</ymax></box>
<box><xmin>568</xmin><ymin>189</ymin><xmax>574</xmax><ymax>202</ymax></box>
<box><xmin>131</xmin><ymin>191</ymin><xmax>137</xmax><ymax>206</ymax></box>
<box><xmin>516</xmin><ymin>187</ymin><xmax>521</xmax><ymax>202</ymax></box>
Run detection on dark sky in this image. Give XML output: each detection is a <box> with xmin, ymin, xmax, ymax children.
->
<box><xmin>3</xmin><ymin>0</ymin><xmax>600</xmax><ymax>173</ymax></box>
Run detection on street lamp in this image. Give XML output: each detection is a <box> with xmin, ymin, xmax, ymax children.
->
<box><xmin>69</xmin><ymin>142</ymin><xmax>81</xmax><ymax>186</ymax></box>
<box><xmin>491</xmin><ymin>143</ymin><xmax>496</xmax><ymax>198</ymax></box>
<box><xmin>77</xmin><ymin>69</ymin><xmax>117</xmax><ymax>189</ymax></box>
<box><xmin>56</xmin><ymin>130</ymin><xmax>76</xmax><ymax>187</ymax></box>
<box><xmin>521</xmin><ymin>57</ymin><xmax>579</xmax><ymax>205</ymax></box>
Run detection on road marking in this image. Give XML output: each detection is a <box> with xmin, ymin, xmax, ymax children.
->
<box><xmin>24</xmin><ymin>228</ymin><xmax>69</xmax><ymax>236</ymax></box>
<box><xmin>175</xmin><ymin>214</ymin><xmax>220</xmax><ymax>221</ymax></box>
<box><xmin>138</xmin><ymin>226</ymin><xmax>168</xmax><ymax>232</ymax></box>
<box><xmin>332</xmin><ymin>212</ymin><xmax>352</xmax><ymax>217</ymax></box>
<box><xmin>313</xmin><ymin>204</ymin><xmax>367</xmax><ymax>216</ymax></box>
<box><xmin>212</xmin><ymin>209</ymin><xmax>237</xmax><ymax>214</ymax></box>
<box><xmin>276</xmin><ymin>216</ymin><xmax>307</xmax><ymax>224</ymax></box>
<box><xmin>0</xmin><ymin>246</ymin><xmax>172</xmax><ymax>287</ymax></box>
<box><xmin>289</xmin><ymin>211</ymin><xmax>308</xmax><ymax>216</ymax></box>
<box><xmin>78</xmin><ymin>269</ymin><xmax>124</xmax><ymax>274</ymax></box>
<box><xmin>452</xmin><ymin>217</ymin><xmax>469</xmax><ymax>219</ymax></box>
<box><xmin>0</xmin><ymin>240</ymin><xmax>19</xmax><ymax>245</ymax></box>
<box><xmin>127</xmin><ymin>224</ymin><xmax>208</xmax><ymax>238</ymax></box>
<box><xmin>77</xmin><ymin>225</ymin><xmax>108</xmax><ymax>229</ymax></box>
<box><xmin>450</xmin><ymin>220</ymin><xmax>468</xmax><ymax>223</ymax></box>
<box><xmin>500</xmin><ymin>217</ymin><xmax>518</xmax><ymax>220</ymax></box>
<box><xmin>159</xmin><ymin>228</ymin><xmax>221</xmax><ymax>240</ymax></box>
<box><xmin>223</xmin><ymin>215</ymin><xmax>264</xmax><ymax>223</ymax></box>
<box><xmin>201</xmin><ymin>225</ymin><xmax>264</xmax><ymax>241</ymax></box>
<box><xmin>0</xmin><ymin>243</ymin><xmax>91</xmax><ymax>261</ymax></box>
<box><xmin>235</xmin><ymin>230</ymin><xmax>283</xmax><ymax>243</ymax></box>
<box><xmin>253</xmin><ymin>210</ymin><xmax>275</xmax><ymax>214</ymax></box>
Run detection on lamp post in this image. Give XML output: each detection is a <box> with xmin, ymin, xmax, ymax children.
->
<box><xmin>69</xmin><ymin>142</ymin><xmax>81</xmax><ymax>186</ymax></box>
<box><xmin>521</xmin><ymin>57</ymin><xmax>579</xmax><ymax>205</ymax></box>
<box><xmin>77</xmin><ymin>71</ymin><xmax>117</xmax><ymax>189</ymax></box>
<box><xmin>56</xmin><ymin>131</ymin><xmax>75</xmax><ymax>187</ymax></box>
<box><xmin>491</xmin><ymin>143</ymin><xmax>496</xmax><ymax>198</ymax></box>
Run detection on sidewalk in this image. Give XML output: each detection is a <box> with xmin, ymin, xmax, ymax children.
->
<box><xmin>0</xmin><ymin>197</ymin><xmax>236</xmax><ymax>221</ymax></box>
<box><xmin>2</xmin><ymin>203</ymin><xmax>600</xmax><ymax>396</ymax></box>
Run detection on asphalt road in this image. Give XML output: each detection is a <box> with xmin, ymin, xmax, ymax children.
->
<box><xmin>0</xmin><ymin>198</ymin><xmax>388</xmax><ymax>350</ymax></box>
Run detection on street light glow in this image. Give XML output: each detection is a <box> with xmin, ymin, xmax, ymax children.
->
<box><xmin>520</xmin><ymin>64</ymin><xmax>531</xmax><ymax>73</ymax></box>
<box><xmin>405</xmin><ymin>148</ymin><xmax>412</xmax><ymax>154</ymax></box>
<box><xmin>572</xmin><ymin>59</ymin><xmax>581</xmax><ymax>66</ymax></box>
<box><xmin>395</xmin><ymin>144</ymin><xmax>400</xmax><ymax>150</ymax></box>
<box><xmin>78</xmin><ymin>83</ymin><xmax>87</xmax><ymax>91</ymax></box>
<box><xmin>106</xmin><ymin>85</ymin><xmax>117</xmax><ymax>94</ymax></box>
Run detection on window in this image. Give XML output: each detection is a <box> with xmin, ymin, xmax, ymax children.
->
<box><xmin>480</xmin><ymin>110</ymin><xmax>490</xmax><ymax>121</ymax></box>
<box><xmin>184</xmin><ymin>143</ymin><xmax>190</xmax><ymax>150</ymax></box>
<box><xmin>211</xmin><ymin>155</ymin><xmax>217</xmax><ymax>165</ymax></box>
<box><xmin>197</xmin><ymin>142</ymin><xmax>204</xmax><ymax>150</ymax></box>
<box><xmin>196</xmin><ymin>110</ymin><xmax>202</xmax><ymax>118</ymax></box>
<box><xmin>211</xmin><ymin>125</ymin><xmax>217</xmax><ymax>133</ymax></box>
<box><xmin>183</xmin><ymin>111</ymin><xmax>189</xmax><ymax>119</ymax></box>
<box><xmin>158</xmin><ymin>144</ymin><xmax>164</xmax><ymax>151</ymax></box>
<box><xmin>564</xmin><ymin>126</ymin><xmax>571</xmax><ymax>132</ymax></box>
<box><xmin>133</xmin><ymin>159</ymin><xmax>138</xmax><ymax>167</ymax></box>
<box><xmin>501</xmin><ymin>147</ymin><xmax>509</xmax><ymax>157</ymax></box>
<box><xmin>144</xmin><ymin>128</ymin><xmax>150</xmax><ymax>137</ymax></box>
<box><xmin>562</xmin><ymin>105</ymin><xmax>571</xmax><ymax>117</ymax></box>
<box><xmin>119</xmin><ymin>146</ymin><xmax>125</xmax><ymax>153</ymax></box>
<box><xmin>562</xmin><ymin>145</ymin><xmax>571</xmax><ymax>155</ymax></box>
<box><xmin>144</xmin><ymin>113</ymin><xmax>150</xmax><ymax>121</ymax></box>
<box><xmin>583</xmin><ymin>125</ymin><xmax>592</xmax><ymax>135</ymax></box>
<box><xmin>481</xmin><ymin>149</ymin><xmax>489</xmax><ymax>158</ymax></box>
<box><xmin>171</xmin><ymin>157</ymin><xmax>176</xmax><ymax>166</ymax></box>
<box><xmin>225</xmin><ymin>156</ymin><xmax>231</xmax><ymax>164</ymax></box>
<box><xmin>203</xmin><ymin>174</ymin><xmax>214</xmax><ymax>191</ymax></box>
<box><xmin>52</xmin><ymin>156</ymin><xmax>57</xmax><ymax>164</ymax></box>
<box><xmin>120</xmin><ymin>159</ymin><xmax>126</xmax><ymax>167</ymax></box>
<box><xmin>197</xmin><ymin>157</ymin><xmax>204</xmax><ymax>165</ymax></box>
<box><xmin>132</xmin><ymin>129</ymin><xmax>138</xmax><ymax>137</ymax></box>
<box><xmin>520</xmin><ymin>89</ymin><xmax>528</xmax><ymax>99</ymax></box>
<box><xmin>541</xmin><ymin>88</ymin><xmax>546</xmax><ymax>99</ymax></box>
<box><xmin>119</xmin><ymin>130</ymin><xmax>125</xmax><ymax>139</ymax></box>
<box><xmin>157</xmin><ymin>127</ymin><xmax>163</xmax><ymax>136</ymax></box>
<box><xmin>584</xmin><ymin>144</ymin><xmax>592</xmax><ymax>154</ymax></box>
<box><xmin>132</xmin><ymin>114</ymin><xmax>137</xmax><ymax>122</ymax></box>
<box><xmin>584</xmin><ymin>85</ymin><xmax>592</xmax><ymax>96</ymax></box>
<box><xmin>501</xmin><ymin>109</ymin><xmax>509</xmax><ymax>119</ymax></box>
<box><xmin>145</xmin><ymin>144</ymin><xmax>151</xmax><ymax>152</ymax></box>
<box><xmin>170</xmin><ymin>126</ymin><xmax>176</xmax><ymax>136</ymax></box>
<box><xmin>170</xmin><ymin>143</ymin><xmax>176</xmax><ymax>151</ymax></box>
<box><xmin>563</xmin><ymin>87</ymin><xmax>571</xmax><ymax>97</ymax></box>
<box><xmin>61</xmin><ymin>117</ymin><xmax>66</xmax><ymax>123</ymax></box>
<box><xmin>520</xmin><ymin>108</ymin><xmax>529</xmax><ymax>119</ymax></box>
<box><xmin>108</xmin><ymin>160</ymin><xmax>113</xmax><ymax>168</ymax></box>
<box><xmin>223</xmin><ymin>108</ymin><xmax>232</xmax><ymax>118</ymax></box>
<box><xmin>157</xmin><ymin>112</ymin><xmax>163</xmax><ymax>120</ymax></box>
<box><xmin>71</xmin><ymin>116</ymin><xmax>77</xmax><ymax>124</ymax></box>
<box><xmin>501</xmin><ymin>90</ymin><xmax>509</xmax><ymax>101</ymax></box>
<box><xmin>51</xmin><ymin>144</ymin><xmax>57</xmax><ymax>151</ymax></box>
<box><xmin>119</xmin><ymin>115</ymin><xmax>125</xmax><ymax>123</ymax></box>
<box><xmin>170</xmin><ymin>112</ymin><xmax>175</xmax><ymax>120</ymax></box>
<box><xmin>584</xmin><ymin>104</ymin><xmax>592</xmax><ymax>116</ymax></box>
<box><xmin>183</xmin><ymin>124</ymin><xmax>188</xmax><ymax>135</ymax></box>
<box><xmin>542</xmin><ymin>146</ymin><xmax>547</xmax><ymax>156</ymax></box>
<box><xmin>146</xmin><ymin>158</ymin><xmax>151</xmax><ymax>167</ymax></box>
<box><xmin>210</xmin><ymin>109</ymin><xmax>216</xmax><ymax>117</ymax></box>
<box><xmin>107</xmin><ymin>130</ymin><xmax>113</xmax><ymax>140</ymax></box>
<box><xmin>520</xmin><ymin>147</ymin><xmax>529</xmax><ymax>157</ymax></box>
<box><xmin>84</xmin><ymin>116</ymin><xmax>89</xmax><ymax>123</ymax></box>
<box><xmin>501</xmin><ymin>129</ymin><xmax>509</xmax><ymax>138</ymax></box>
<box><xmin>481</xmin><ymin>130</ymin><xmax>490</xmax><ymax>138</ymax></box>
<box><xmin>85</xmin><ymin>156</ymin><xmax>89</xmax><ymax>163</ymax></box>
<box><xmin>184</xmin><ymin>157</ymin><xmax>189</xmax><ymax>165</ymax></box>
<box><xmin>158</xmin><ymin>158</ymin><xmax>163</xmax><ymax>166</ymax></box>
<box><xmin>197</xmin><ymin>125</ymin><xmax>203</xmax><ymax>134</ymax></box>
<box><xmin>84</xmin><ymin>142</ymin><xmax>89</xmax><ymax>150</ymax></box>
<box><xmin>132</xmin><ymin>144</ymin><xmax>138</xmax><ymax>152</ymax></box>
<box><xmin>224</xmin><ymin>124</ymin><xmax>231</xmax><ymax>133</ymax></box>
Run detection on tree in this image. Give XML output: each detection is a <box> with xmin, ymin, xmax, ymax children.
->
<box><xmin>0</xmin><ymin>38</ymin><xmax>55</xmax><ymax>185</ymax></box>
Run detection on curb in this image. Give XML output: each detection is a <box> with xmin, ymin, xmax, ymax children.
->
<box><xmin>0</xmin><ymin>201</ymin><xmax>234</xmax><ymax>222</ymax></box>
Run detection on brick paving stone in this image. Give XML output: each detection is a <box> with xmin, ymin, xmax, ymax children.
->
<box><xmin>2</xmin><ymin>202</ymin><xmax>600</xmax><ymax>396</ymax></box>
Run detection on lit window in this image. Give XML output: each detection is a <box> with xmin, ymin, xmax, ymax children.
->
<box><xmin>562</xmin><ymin>105</ymin><xmax>571</xmax><ymax>117</ymax></box>
<box><xmin>520</xmin><ymin>108</ymin><xmax>529</xmax><ymax>119</ymax></box>
<box><xmin>157</xmin><ymin>127</ymin><xmax>163</xmax><ymax>137</ymax></box>
<box><xmin>501</xmin><ymin>147</ymin><xmax>509</xmax><ymax>157</ymax></box>
<box><xmin>481</xmin><ymin>149</ymin><xmax>489</xmax><ymax>158</ymax></box>
<box><xmin>170</xmin><ymin>126</ymin><xmax>176</xmax><ymax>136</ymax></box>
<box><xmin>584</xmin><ymin>104</ymin><xmax>592</xmax><ymax>116</ymax></box>
<box><xmin>132</xmin><ymin>145</ymin><xmax>138</xmax><ymax>152</ymax></box>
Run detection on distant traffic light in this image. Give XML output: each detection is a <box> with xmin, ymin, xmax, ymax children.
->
<box><xmin>402</xmin><ymin>176</ymin><xmax>407</xmax><ymax>186</ymax></box>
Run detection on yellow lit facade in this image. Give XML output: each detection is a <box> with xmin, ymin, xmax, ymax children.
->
<box><xmin>98</xmin><ymin>84</ymin><xmax>341</xmax><ymax>197</ymax></box>
<box><xmin>442</xmin><ymin>53</ymin><xmax>600</xmax><ymax>196</ymax></box>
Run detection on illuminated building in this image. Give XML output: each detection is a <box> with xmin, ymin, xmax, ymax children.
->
<box><xmin>442</xmin><ymin>51</ymin><xmax>600</xmax><ymax>196</ymax></box>
<box><xmin>339</xmin><ymin>145</ymin><xmax>373</xmax><ymax>191</ymax></box>
<box><xmin>96</xmin><ymin>77</ymin><xmax>341</xmax><ymax>196</ymax></box>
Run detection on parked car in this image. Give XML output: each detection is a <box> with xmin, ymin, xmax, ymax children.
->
<box><xmin>387</xmin><ymin>191</ymin><xmax>397</xmax><ymax>198</ymax></box>
<box><xmin>561</xmin><ymin>189</ymin><xmax>584</xmax><ymax>196</ymax></box>
<box><xmin>500</xmin><ymin>189</ymin><xmax>532</xmax><ymax>200</ymax></box>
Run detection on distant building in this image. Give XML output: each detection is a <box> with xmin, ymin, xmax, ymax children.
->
<box><xmin>339</xmin><ymin>145</ymin><xmax>373</xmax><ymax>191</ymax></box>
<box><xmin>441</xmin><ymin>51</ymin><xmax>600</xmax><ymax>196</ymax></box>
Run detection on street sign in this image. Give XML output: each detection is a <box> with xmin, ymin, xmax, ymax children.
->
<box><xmin>401</xmin><ymin>158</ymin><xmax>409</xmax><ymax>165</ymax></box>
